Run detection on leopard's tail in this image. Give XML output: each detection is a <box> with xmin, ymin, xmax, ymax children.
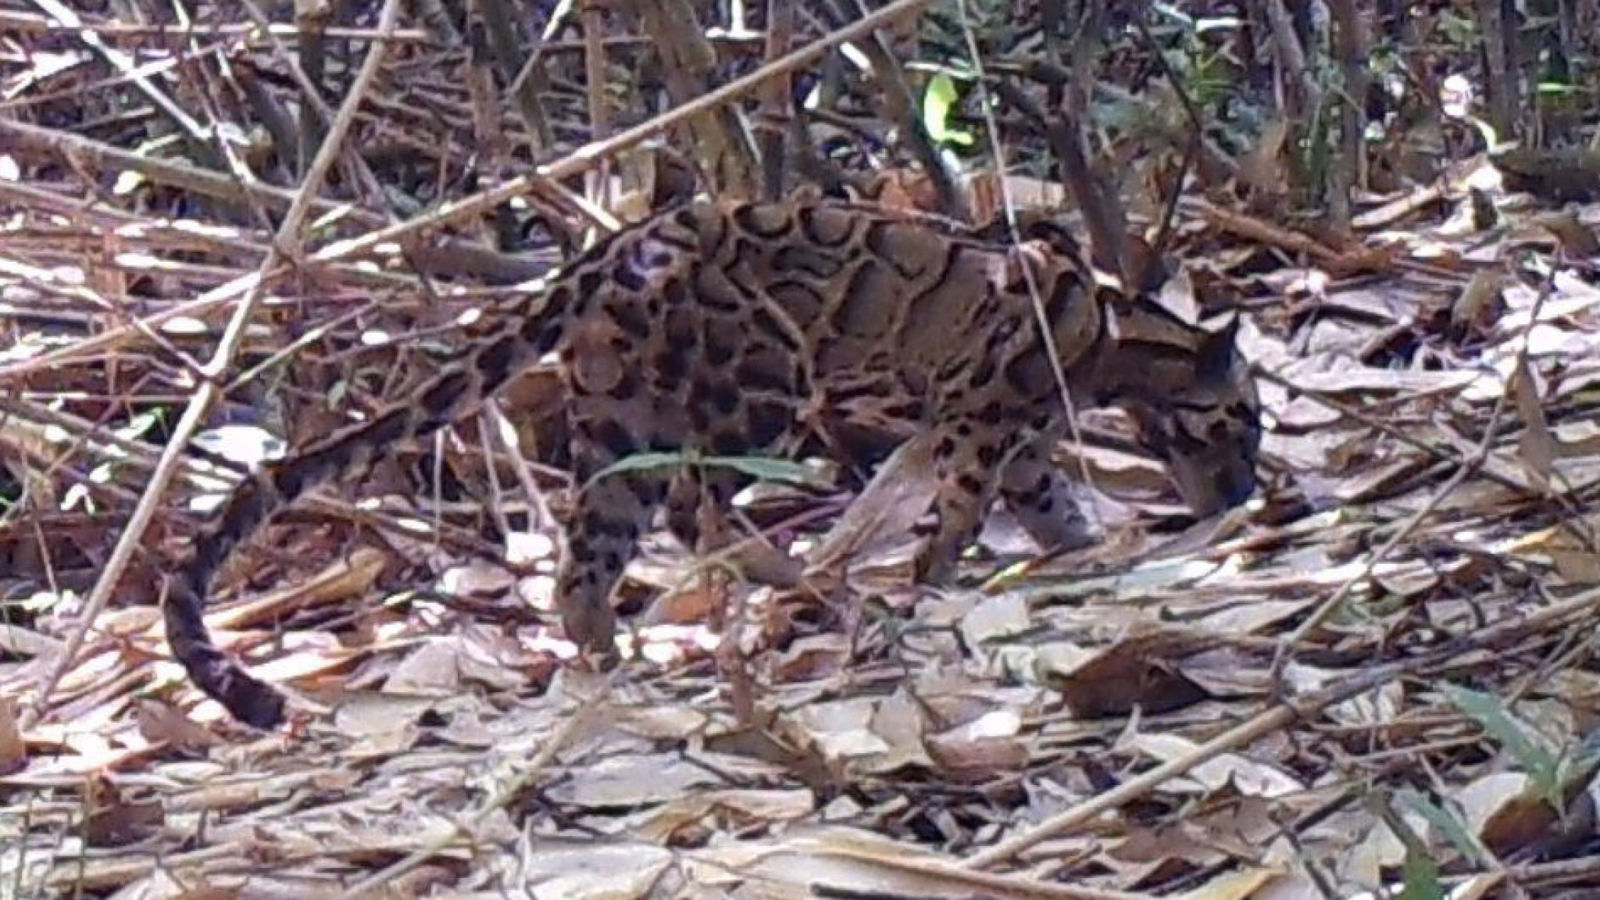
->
<box><xmin>166</xmin><ymin>304</ymin><xmax>569</xmax><ymax>728</ymax></box>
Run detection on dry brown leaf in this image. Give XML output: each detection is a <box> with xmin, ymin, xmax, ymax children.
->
<box><xmin>135</xmin><ymin>699</ymin><xmax>222</xmax><ymax>753</ymax></box>
<box><xmin>1040</xmin><ymin>627</ymin><xmax>1216</xmax><ymax>718</ymax></box>
<box><xmin>1172</xmin><ymin>867</ymin><xmax>1289</xmax><ymax>900</ymax></box>
<box><xmin>633</xmin><ymin>787</ymin><xmax>815</xmax><ymax>843</ymax></box>
<box><xmin>804</xmin><ymin>432</ymin><xmax>937</xmax><ymax>573</ymax></box>
<box><xmin>383</xmin><ymin>638</ymin><xmax>464</xmax><ymax>698</ymax></box>
<box><xmin>83</xmin><ymin>774</ymin><xmax>164</xmax><ymax>847</ymax></box>
<box><xmin>1452</xmin><ymin>770</ymin><xmax>1566</xmax><ymax>857</ymax></box>
<box><xmin>1524</xmin><ymin>211</ymin><xmax>1600</xmax><ymax>257</ymax></box>
<box><xmin>550</xmin><ymin>752</ymin><xmax>722</xmax><ymax>807</ymax></box>
<box><xmin>1511</xmin><ymin>355</ymin><xmax>1555</xmax><ymax>484</ymax></box>
<box><xmin>922</xmin><ymin>710</ymin><xmax>1029</xmax><ymax>781</ymax></box>
<box><xmin>767</xmin><ymin>632</ymin><xmax>853</xmax><ymax>681</ymax></box>
<box><xmin>1503</xmin><ymin>515</ymin><xmax>1600</xmax><ymax>585</ymax></box>
<box><xmin>517</xmin><ymin>843</ymin><xmax>678</xmax><ymax>898</ymax></box>
<box><xmin>1127</xmin><ymin>733</ymin><xmax>1305</xmax><ymax>799</ymax></box>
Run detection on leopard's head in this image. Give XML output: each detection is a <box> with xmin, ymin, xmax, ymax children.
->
<box><xmin>1112</xmin><ymin>313</ymin><xmax>1262</xmax><ymax>517</ymax></box>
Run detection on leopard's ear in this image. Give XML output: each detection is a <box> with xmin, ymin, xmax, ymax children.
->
<box><xmin>1197</xmin><ymin>314</ymin><xmax>1243</xmax><ymax>379</ymax></box>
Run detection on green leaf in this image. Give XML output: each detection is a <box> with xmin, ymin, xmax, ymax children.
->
<box><xmin>1398</xmin><ymin>847</ymin><xmax>1446</xmax><ymax>900</ymax></box>
<box><xmin>708</xmin><ymin>455</ymin><xmax>829</xmax><ymax>487</ymax></box>
<box><xmin>1446</xmin><ymin>684</ymin><xmax>1561</xmax><ymax>798</ymax></box>
<box><xmin>922</xmin><ymin>73</ymin><xmax>973</xmax><ymax>147</ymax></box>
<box><xmin>1397</xmin><ymin>787</ymin><xmax>1488</xmax><ymax>866</ymax></box>
<box><xmin>583</xmin><ymin>451</ymin><xmax>828</xmax><ymax>493</ymax></box>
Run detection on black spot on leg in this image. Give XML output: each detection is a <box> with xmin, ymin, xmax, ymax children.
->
<box><xmin>544</xmin><ymin>286</ymin><xmax>572</xmax><ymax>317</ymax></box>
<box><xmin>663</xmin><ymin>307</ymin><xmax>697</xmax><ymax>345</ymax></box>
<box><xmin>521</xmin><ymin>313</ymin><xmax>562</xmax><ymax>353</ymax></box>
<box><xmin>582</xmin><ymin>511</ymin><xmax>626</xmax><ymax>539</ymax></box>
<box><xmin>733</xmin><ymin>204</ymin><xmax>795</xmax><ymax>238</ymax></box>
<box><xmin>1044</xmin><ymin>276</ymin><xmax>1078</xmax><ymax>323</ymax></box>
<box><xmin>956</xmin><ymin>473</ymin><xmax>983</xmax><ymax>495</ymax></box>
<box><xmin>688</xmin><ymin>402</ymin><xmax>711</xmax><ymax>431</ymax></box>
<box><xmin>1003</xmin><ymin>350</ymin><xmax>1051</xmax><ymax>395</ymax></box>
<box><xmin>734</xmin><ymin>349</ymin><xmax>794</xmax><ymax>392</ymax></box>
<box><xmin>976</xmin><ymin>444</ymin><xmax>1000</xmax><ymax>468</ymax></box>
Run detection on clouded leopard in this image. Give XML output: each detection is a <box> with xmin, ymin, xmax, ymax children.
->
<box><xmin>165</xmin><ymin>198</ymin><xmax>1261</xmax><ymax>728</ymax></box>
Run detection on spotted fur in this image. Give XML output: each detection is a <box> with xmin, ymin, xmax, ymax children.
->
<box><xmin>165</xmin><ymin>199</ymin><xmax>1261</xmax><ymax>728</ymax></box>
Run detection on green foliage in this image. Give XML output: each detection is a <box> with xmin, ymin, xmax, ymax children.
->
<box><xmin>1396</xmin><ymin>787</ymin><xmax>1490</xmax><ymax>867</ymax></box>
<box><xmin>1445</xmin><ymin>684</ymin><xmax>1600</xmax><ymax>831</ymax></box>
<box><xmin>1397</xmin><ymin>849</ymin><xmax>1446</xmax><ymax>900</ymax></box>
<box><xmin>1149</xmin><ymin>4</ymin><xmax>1245</xmax><ymax>109</ymax></box>
<box><xmin>584</xmin><ymin>450</ymin><xmax>828</xmax><ymax>492</ymax></box>
<box><xmin>1446</xmin><ymin>684</ymin><xmax>1564</xmax><ymax>808</ymax></box>
<box><xmin>921</xmin><ymin>72</ymin><xmax>974</xmax><ymax>148</ymax></box>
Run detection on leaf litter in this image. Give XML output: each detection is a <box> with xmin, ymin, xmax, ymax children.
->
<box><xmin>2</xmin><ymin>8</ymin><xmax>1600</xmax><ymax>900</ymax></box>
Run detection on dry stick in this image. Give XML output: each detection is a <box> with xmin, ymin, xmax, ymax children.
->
<box><xmin>20</xmin><ymin>0</ymin><xmax>407</xmax><ymax>730</ymax></box>
<box><xmin>580</xmin><ymin>0</ymin><xmax>610</xmax><ymax>205</ymax></box>
<box><xmin>307</xmin><ymin>0</ymin><xmax>932</xmax><ymax>264</ymax></box>
<box><xmin>0</xmin><ymin>0</ymin><xmax>935</xmax><ymax>384</ymax></box>
<box><xmin>0</xmin><ymin>11</ymin><xmax>434</xmax><ymax>41</ymax></box>
<box><xmin>0</xmin><ymin>120</ymin><xmax>546</xmax><ymax>301</ymax></box>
